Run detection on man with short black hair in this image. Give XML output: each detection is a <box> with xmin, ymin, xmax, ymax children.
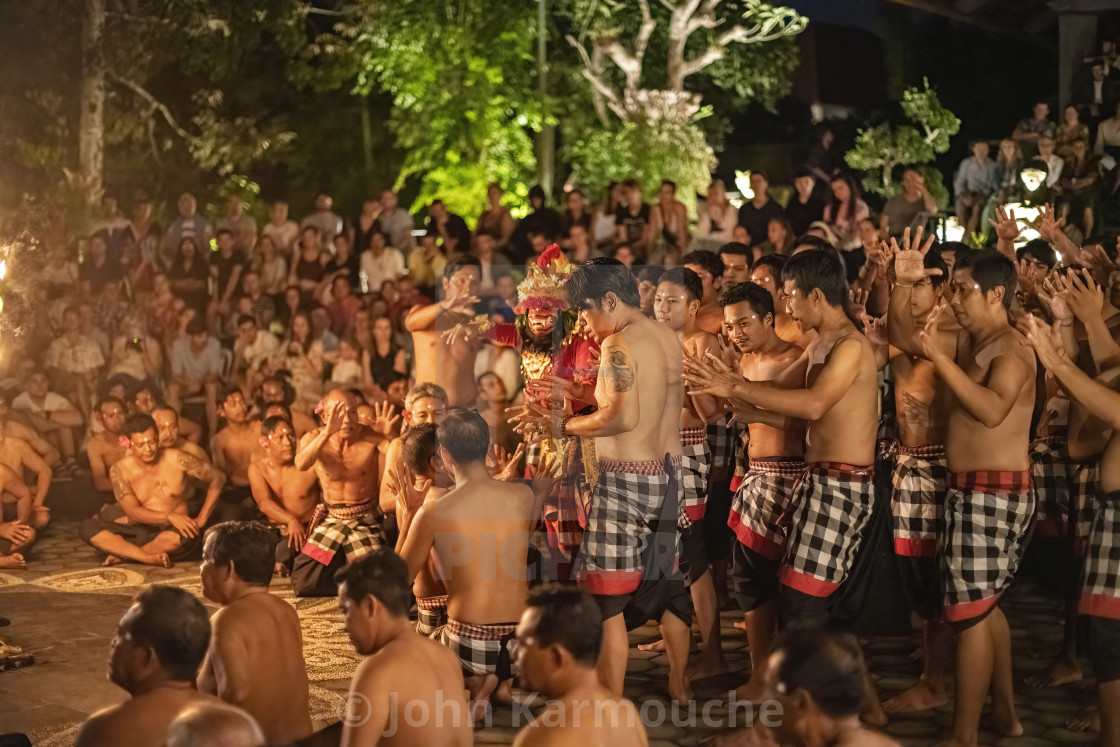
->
<box><xmin>719</xmin><ymin>242</ymin><xmax>753</xmax><ymax>286</ymax></box>
<box><xmin>426</xmin><ymin>199</ymin><xmax>472</xmax><ymax>255</ymax></box>
<box><xmin>737</xmin><ymin>170</ymin><xmax>784</xmax><ymax>249</ymax></box>
<box><xmin>167</xmin><ymin>318</ymin><xmax>225</xmax><ymax>436</ymax></box>
<box><xmin>336</xmin><ymin>549</ymin><xmax>471</xmax><ymax>745</ymax></box>
<box><xmin>512</xmin><ymin>585</ymin><xmax>647</xmax><ymax>746</ymax></box>
<box><xmin>197</xmin><ymin>521</ymin><xmax>312</xmax><ymax>744</ymax></box>
<box><xmin>152</xmin><ymin>407</ymin><xmax>208</xmax><ymax>463</ymax></box>
<box><xmin>86</xmin><ymin>397</ymin><xmax>129</xmax><ymax>494</ymax></box>
<box><xmin>211</xmin><ymin>387</ymin><xmax>262</xmax><ymax>522</ymax></box>
<box><xmin>209</xmin><ymin>228</ymin><xmax>246</xmax><ymax>328</ymax></box>
<box><xmin>75</xmin><ymin>586</ymin><xmax>220</xmax><ymax>747</ymax></box>
<box><xmin>880</xmin><ymin>166</ymin><xmax>938</xmax><ymax>239</ymax></box>
<box><xmin>682</xmin><ymin>250</ymin><xmax>726</xmax><ymax>335</ymax></box>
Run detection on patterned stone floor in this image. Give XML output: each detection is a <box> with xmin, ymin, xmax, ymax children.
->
<box><xmin>0</xmin><ymin>521</ymin><xmax>1103</xmax><ymax>746</ymax></box>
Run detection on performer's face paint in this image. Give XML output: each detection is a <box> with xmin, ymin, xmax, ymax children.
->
<box><xmin>947</xmin><ymin>268</ymin><xmax>986</xmax><ymax>328</ymax></box>
<box><xmin>527</xmin><ymin>309</ymin><xmax>557</xmax><ymax>336</ymax></box>
<box><xmin>408</xmin><ymin>396</ymin><xmax>448</xmax><ymax>426</ymax></box>
<box><xmin>723</xmin><ymin>301</ymin><xmax>771</xmax><ymax>353</ymax></box>
<box><xmin>653</xmin><ymin>281</ymin><xmax>691</xmax><ymax>332</ymax></box>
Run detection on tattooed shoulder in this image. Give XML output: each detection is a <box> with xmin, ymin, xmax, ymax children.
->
<box><xmin>604</xmin><ymin>344</ymin><xmax>635</xmax><ymax>393</ymax></box>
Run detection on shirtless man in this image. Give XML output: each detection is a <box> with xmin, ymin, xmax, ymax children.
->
<box><xmin>914</xmin><ymin>250</ymin><xmax>1035</xmax><ymax>747</ymax></box>
<box><xmin>210</xmin><ymin>387</ymin><xmax>262</xmax><ymax>521</ymax></box>
<box><xmin>165</xmin><ymin>703</ymin><xmax>265</xmax><ymax>747</ymax></box>
<box><xmin>152</xmin><ymin>406</ymin><xmax>208</xmax><ymax>462</ymax></box>
<box><xmin>292</xmin><ymin>389</ymin><xmax>388</xmax><ymax>596</ymax></box>
<box><xmin>247</xmin><ymin>416</ymin><xmax>321</xmax><ymax>574</ymax></box>
<box><xmin>132</xmin><ymin>384</ymin><xmax>202</xmax><ymax>445</ymax></box>
<box><xmin>79</xmin><ymin>414</ymin><xmax>226</xmax><ymax>567</ymax></box>
<box><xmin>512</xmin><ymin>585</ymin><xmax>648</xmax><ymax>747</ymax></box>
<box><xmin>87</xmin><ymin>397</ymin><xmax>129</xmax><ymax>494</ymax></box>
<box><xmin>715</xmin><ymin>281</ymin><xmax>806</xmax><ymax>702</ymax></box>
<box><xmin>259</xmin><ymin>376</ymin><xmax>317</xmax><ymax>437</ymax></box>
<box><xmin>0</xmin><ymin>464</ymin><xmax>35</xmax><ymax>569</ymax></box>
<box><xmin>651</xmin><ymin>267</ymin><xmax>726</xmax><ymax>680</ymax></box>
<box><xmin>388</xmin><ymin>423</ymin><xmax>454</xmax><ymax>636</ymax></box>
<box><xmin>336</xmin><ymin>549</ymin><xmax>472</xmax><ymax>746</ymax></box>
<box><xmin>749</xmin><ymin>254</ymin><xmax>802</xmax><ymax>345</ymax></box>
<box><xmin>882</xmin><ymin>231</ymin><xmax>955</xmax><ymax>713</ymax></box>
<box><xmin>397</xmin><ymin>409</ymin><xmax>539</xmax><ymax>718</ymax></box>
<box><xmin>719</xmin><ymin>242</ymin><xmax>753</xmax><ymax>287</ymax></box>
<box><xmin>75</xmin><ymin>586</ymin><xmax>220</xmax><ymax>747</ymax></box>
<box><xmin>0</xmin><ymin>428</ymin><xmax>52</xmax><ymax>529</ymax></box>
<box><xmin>378</xmin><ymin>383</ymin><xmax>449</xmax><ymax>518</ymax></box>
<box><xmin>682</xmin><ymin>250</ymin><xmax>725</xmax><ymax>335</ymax></box>
<box><xmin>197</xmin><ymin>521</ymin><xmax>312</xmax><ymax>744</ymax></box>
<box><xmin>404</xmin><ymin>254</ymin><xmax>483</xmax><ymax>408</ymax></box>
<box><xmin>514</xmin><ymin>258</ymin><xmax>693</xmax><ymax>702</ymax></box>
<box><xmin>685</xmin><ymin>249</ymin><xmax>884</xmax><ymax>723</ymax></box>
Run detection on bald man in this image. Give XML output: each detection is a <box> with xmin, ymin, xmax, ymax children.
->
<box><xmin>165</xmin><ymin>703</ymin><xmax>264</xmax><ymax>747</ymax></box>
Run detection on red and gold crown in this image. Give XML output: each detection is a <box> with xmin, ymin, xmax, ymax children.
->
<box><xmin>515</xmin><ymin>244</ymin><xmax>572</xmax><ymax>314</ymax></box>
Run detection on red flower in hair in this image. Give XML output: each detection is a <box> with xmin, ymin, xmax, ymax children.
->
<box><xmin>118</xmin><ymin>436</ymin><xmax>131</xmax><ymax>449</ymax></box>
<box><xmin>315</xmin><ymin>400</ymin><xmax>325</xmax><ymax>415</ymax></box>
<box><xmin>537</xmin><ymin>244</ymin><xmax>563</xmax><ymax>267</ymax></box>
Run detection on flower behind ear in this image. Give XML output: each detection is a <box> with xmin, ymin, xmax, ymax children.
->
<box><xmin>119</xmin><ymin>436</ymin><xmax>131</xmax><ymax>449</ymax></box>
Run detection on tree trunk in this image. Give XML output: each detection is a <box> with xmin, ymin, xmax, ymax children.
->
<box><xmin>79</xmin><ymin>0</ymin><xmax>106</xmax><ymax>207</ymax></box>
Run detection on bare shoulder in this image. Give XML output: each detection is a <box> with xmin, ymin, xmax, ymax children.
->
<box><xmin>75</xmin><ymin>704</ymin><xmax>122</xmax><ymax>747</ymax></box>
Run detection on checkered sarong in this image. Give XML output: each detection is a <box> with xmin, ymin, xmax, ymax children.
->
<box><xmin>1079</xmin><ymin>489</ymin><xmax>1120</xmax><ymax>621</ymax></box>
<box><xmin>891</xmin><ymin>443</ymin><xmax>948</xmax><ymax>558</ymax></box>
<box><xmin>728</xmin><ymin>459</ymin><xmax>806</xmax><ymax>561</ymax></box>
<box><xmin>679</xmin><ymin>427</ymin><xmax>710</xmax><ymax>529</ymax></box>
<box><xmin>707</xmin><ymin>419</ymin><xmax>738</xmax><ymax>479</ymax></box>
<box><xmin>1031</xmin><ymin>435</ymin><xmax>1074</xmax><ymax>538</ymax></box>
<box><xmin>300</xmin><ymin>501</ymin><xmax>386</xmax><ymax>566</ymax></box>
<box><xmin>439</xmin><ymin>618</ymin><xmax>517</xmax><ymax>678</ymax></box>
<box><xmin>941</xmin><ymin>470</ymin><xmax>1033</xmax><ymax>623</ymax></box>
<box><xmin>416</xmin><ymin>595</ymin><xmax>448</xmax><ymax>638</ymax></box>
<box><xmin>1074</xmin><ymin>462</ymin><xmax>1102</xmax><ymax>550</ymax></box>
<box><xmin>574</xmin><ymin>457</ymin><xmax>681</xmax><ymax>596</ymax></box>
<box><xmin>779</xmin><ymin>463</ymin><xmax>874</xmax><ymax>597</ymax></box>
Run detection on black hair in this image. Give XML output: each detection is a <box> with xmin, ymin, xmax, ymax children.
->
<box><xmin>681</xmin><ymin>250</ymin><xmax>725</xmax><ymax>279</ymax></box>
<box><xmin>261</xmin><ymin>414</ymin><xmax>292</xmax><ymax>437</ymax></box>
<box><xmin>204</xmin><ymin>521</ymin><xmax>275</xmax><ymax>586</ymax></box>
<box><xmin>657</xmin><ymin>267</ymin><xmax>703</xmax><ymax>303</ymax></box>
<box><xmin>939</xmin><ymin>241</ymin><xmax>969</xmax><ymax>256</ymax></box>
<box><xmin>401</xmin><ymin>422</ymin><xmax>439</xmax><ymax>477</ymax></box>
<box><xmin>793</xmin><ymin>166</ymin><xmax>815</xmax><ymax>181</ymax></box>
<box><xmin>1016</xmin><ymin>239</ymin><xmax>1057</xmax><ymax>270</ymax></box>
<box><xmin>826</xmin><ymin>173</ymin><xmax>862</xmax><ymax>228</ymax></box>
<box><xmin>99</xmin><ymin>395</ymin><xmax>127</xmax><ymax>413</ymax></box>
<box><xmin>718</xmin><ymin>242</ymin><xmax>752</xmax><ymax>259</ymax></box>
<box><xmin>792</xmin><ymin>234</ymin><xmax>834</xmax><ymax>253</ymax></box>
<box><xmin>334</xmin><ymin>549</ymin><xmax>411</xmax><ymax>616</ymax></box>
<box><xmin>774</xmin><ymin>629</ymin><xmax>867</xmax><ymax>719</ymax></box>
<box><xmin>751</xmin><ymin>168</ymin><xmax>771</xmax><ymax>183</ymax></box>
<box><xmin>123</xmin><ymin>586</ymin><xmax>211</xmax><ymax>682</ymax></box>
<box><xmin>435</xmin><ymin>408</ymin><xmax>490</xmax><ymax>464</ymax></box>
<box><xmin>185</xmin><ymin>318</ymin><xmax>208</xmax><ymax>336</ymax></box>
<box><xmin>782</xmin><ymin>249</ymin><xmax>849</xmax><ymax>307</ymax></box>
<box><xmin>378</xmin><ymin>370</ymin><xmax>410</xmax><ymax>392</ymax></box>
<box><xmin>751</xmin><ymin>253</ymin><xmax>787</xmax><ymax>274</ymax></box>
<box><xmin>924</xmin><ymin>244</ymin><xmax>949</xmax><ymax>288</ymax></box>
<box><xmin>262</xmin><ymin>375</ymin><xmax>296</xmax><ymax>406</ymax></box>
<box><xmin>565</xmin><ymin>258</ymin><xmax>641</xmax><ymax>310</ymax></box>
<box><xmin>529</xmin><ymin>185</ymin><xmax>546</xmax><ymax>203</ymax></box>
<box><xmin>526</xmin><ymin>584</ymin><xmax>603</xmax><ymax>668</ymax></box>
<box><xmin>660</xmin><ymin>179</ymin><xmax>676</xmax><ymax>192</ymax></box>
<box><xmin>263</xmin><ymin>403</ymin><xmax>293</xmax><ymax>422</ymax></box>
<box><xmin>900</xmin><ymin>164</ymin><xmax>923</xmax><ymax>176</ymax></box>
<box><xmin>636</xmin><ymin>266</ymin><xmax>664</xmax><ymax>285</ymax></box>
<box><xmin>237</xmin><ymin>314</ymin><xmax>256</xmax><ymax>328</ymax></box>
<box><xmin>215</xmin><ymin>228</ymin><xmax>234</xmax><ymax>239</ymax></box>
<box><xmin>956</xmin><ymin>250</ymin><xmax>1017</xmax><ymax>310</ymax></box>
<box><xmin>719</xmin><ymin>281</ymin><xmax>775</xmax><ymax>321</ymax></box>
<box><xmin>123</xmin><ymin>413</ymin><xmax>157</xmax><ymax>437</ymax></box>
<box><xmin>219</xmin><ymin>384</ymin><xmax>243</xmax><ymax>406</ymax></box>
<box><xmin>443</xmin><ymin>253</ymin><xmax>482</xmax><ymax>280</ymax></box>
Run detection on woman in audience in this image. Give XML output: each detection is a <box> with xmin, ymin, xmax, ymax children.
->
<box><xmin>1059</xmin><ymin>137</ymin><xmax>1100</xmax><ymax>239</ymax></box>
<box><xmin>695</xmin><ymin>179</ymin><xmax>736</xmax><ymax>251</ymax></box>
<box><xmin>561</xmin><ymin>189</ymin><xmax>591</xmax><ymax>249</ymax></box>
<box><xmin>107</xmin><ymin>311</ymin><xmax>163</xmax><ymax>389</ymax></box>
<box><xmin>254</xmin><ymin>235</ymin><xmax>289</xmax><ymax>300</ymax></box>
<box><xmin>280</xmin><ymin>310</ymin><xmax>324</xmax><ymax>412</ymax></box>
<box><xmin>1056</xmin><ymin>105</ymin><xmax>1090</xmax><ymax>159</ymax></box>
<box><xmin>361</xmin><ymin>316</ymin><xmax>408</xmax><ymax>392</ymax></box>
<box><xmin>166</xmin><ymin>237</ymin><xmax>210</xmax><ymax>314</ymax></box>
<box><xmin>477</xmin><ymin>182</ymin><xmax>516</xmax><ymax>249</ymax></box>
<box><xmin>591</xmin><ymin>181</ymin><xmax>623</xmax><ymax>256</ymax></box>
<box><xmin>757</xmin><ymin>215</ymin><xmax>795</xmax><ymax>257</ymax></box>
<box><xmin>276</xmin><ymin>285</ymin><xmax>306</xmax><ymax>337</ymax></box>
<box><xmin>823</xmin><ymin>172</ymin><xmax>870</xmax><ymax>250</ymax></box>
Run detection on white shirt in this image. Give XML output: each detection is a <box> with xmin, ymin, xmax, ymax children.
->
<box><xmin>262</xmin><ymin>220</ymin><xmax>300</xmax><ymax>255</ymax></box>
<box><xmin>1042</xmin><ymin>154</ymin><xmax>1064</xmax><ymax>187</ymax></box>
<box><xmin>12</xmin><ymin>391</ymin><xmax>72</xmax><ymax>415</ymax></box>
<box><xmin>359</xmin><ymin>248</ymin><xmax>406</xmax><ymax>294</ymax></box>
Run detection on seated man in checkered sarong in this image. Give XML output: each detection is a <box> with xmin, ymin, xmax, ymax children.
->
<box><xmin>686</xmin><ymin>248</ymin><xmax>884</xmax><ymax>723</ymax></box>
<box><xmin>512</xmin><ymin>259</ymin><xmax>694</xmax><ymax>703</ymax></box>
<box><xmin>646</xmin><ymin>267</ymin><xmax>728</xmax><ymax>680</ymax></box>
<box><xmin>717</xmin><ymin>280</ymin><xmax>807</xmax><ymax>702</ymax></box>
<box><xmin>1027</xmin><ymin>313</ymin><xmax>1120</xmax><ymax>746</ymax></box>
<box><xmin>290</xmin><ymin>390</ymin><xmax>393</xmax><ymax>597</ymax></box>
<box><xmin>397</xmin><ymin>409</ymin><xmax>542</xmax><ymax>722</ymax></box>
<box><xmin>912</xmin><ymin>249</ymin><xmax>1036</xmax><ymax>745</ymax></box>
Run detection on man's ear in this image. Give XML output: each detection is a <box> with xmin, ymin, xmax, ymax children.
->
<box><xmin>714</xmin><ymin>275</ymin><xmax>723</xmax><ymax>290</ymax></box>
<box><xmin>602</xmin><ymin>291</ymin><xmax>619</xmax><ymax>310</ymax></box>
<box><xmin>990</xmin><ymin>285</ymin><xmax>1005</xmax><ymax>306</ymax></box>
<box><xmin>688</xmin><ymin>299</ymin><xmax>702</xmax><ymax>317</ymax></box>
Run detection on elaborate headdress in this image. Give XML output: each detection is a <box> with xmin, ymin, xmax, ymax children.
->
<box><xmin>515</xmin><ymin>244</ymin><xmax>572</xmax><ymax>314</ymax></box>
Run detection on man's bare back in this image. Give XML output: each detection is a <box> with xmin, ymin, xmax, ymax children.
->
<box><xmin>76</xmin><ymin>686</ymin><xmax>221</xmax><ymax>747</ymax></box>
<box><xmin>197</xmin><ymin>592</ymin><xmax>312</xmax><ymax>743</ymax></box>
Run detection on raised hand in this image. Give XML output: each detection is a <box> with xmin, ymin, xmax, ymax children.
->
<box><xmin>387</xmin><ymin>463</ymin><xmax>430</xmax><ymax>517</ymax></box>
<box><xmin>324</xmin><ymin>400</ymin><xmax>346</xmax><ymax>435</ymax></box>
<box><xmin>370</xmin><ymin>401</ymin><xmax>400</xmax><ymax>437</ymax></box>
<box><xmin>440</xmin><ymin>291</ymin><xmax>481</xmax><ymax>317</ymax></box>
<box><xmin>849</xmin><ymin>288</ymin><xmax>870</xmax><ymax>320</ymax></box>
<box><xmin>531</xmin><ymin>453</ymin><xmax>559</xmax><ymax>501</ymax></box>
<box><xmin>1036</xmin><ymin>278</ymin><xmax>1073</xmax><ymax>323</ymax></box>
<box><xmin>506</xmin><ymin>402</ymin><xmax>553</xmax><ymax>443</ymax></box>
<box><xmin>989</xmin><ymin>204</ymin><xmax>1023</xmax><ymax>242</ymax></box>
<box><xmin>918</xmin><ymin>302</ymin><xmax>950</xmax><ymax>362</ymax></box>
<box><xmin>859</xmin><ymin>313</ymin><xmax>889</xmax><ymax>347</ymax></box>
<box><xmin>1024</xmin><ymin>314</ymin><xmax>1072</xmax><ymax>372</ymax></box>
<box><xmin>1076</xmin><ymin>245</ymin><xmax>1113</xmax><ymax>287</ymax></box>
<box><xmin>891</xmin><ymin>226</ymin><xmax>940</xmax><ymax>286</ymax></box>
<box><xmin>683</xmin><ymin>351</ymin><xmax>745</xmax><ymax>399</ymax></box>
<box><xmin>1063</xmin><ymin>268</ymin><xmax>1106</xmax><ymax>322</ymax></box>
<box><xmin>1016</xmin><ymin>259</ymin><xmax>1040</xmax><ymax>297</ymax></box>
<box><xmin>440</xmin><ymin>321</ymin><xmax>480</xmax><ymax>346</ymax></box>
<box><xmin>1033</xmin><ymin>203</ymin><xmax>1064</xmax><ymax>242</ymax></box>
<box><xmin>490</xmin><ymin>443</ymin><xmax>527</xmax><ymax>481</ymax></box>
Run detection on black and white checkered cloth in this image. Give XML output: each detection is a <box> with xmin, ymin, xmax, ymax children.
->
<box><xmin>728</xmin><ymin>460</ymin><xmax>806</xmax><ymax>561</ymax></box>
<box><xmin>707</xmin><ymin>418</ymin><xmax>739</xmax><ymax>477</ymax></box>
<box><xmin>1074</xmin><ymin>461</ymin><xmax>1102</xmax><ymax>551</ymax></box>
<box><xmin>415</xmin><ymin>595</ymin><xmax>448</xmax><ymax>638</ymax></box>
<box><xmin>1079</xmin><ymin>489</ymin><xmax>1120</xmax><ymax>621</ymax></box>
<box><xmin>300</xmin><ymin>502</ymin><xmax>386</xmax><ymax>566</ymax></box>
<box><xmin>779</xmin><ymin>463</ymin><xmax>874</xmax><ymax>596</ymax></box>
<box><xmin>439</xmin><ymin>618</ymin><xmax>518</xmax><ymax>678</ymax></box>
<box><xmin>679</xmin><ymin>427</ymin><xmax>710</xmax><ymax>530</ymax></box>
<box><xmin>890</xmin><ymin>444</ymin><xmax>948</xmax><ymax>558</ymax></box>
<box><xmin>1030</xmin><ymin>435</ymin><xmax>1074</xmax><ymax>538</ymax></box>
<box><xmin>574</xmin><ymin>458</ymin><xmax>680</xmax><ymax>595</ymax></box>
<box><xmin>941</xmin><ymin>470</ymin><xmax>1034</xmax><ymax>623</ymax></box>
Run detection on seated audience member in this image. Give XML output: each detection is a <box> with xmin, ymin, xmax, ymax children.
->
<box><xmin>1059</xmin><ymin>137</ymin><xmax>1100</xmax><ymax>239</ymax></box>
<box><xmin>408</xmin><ymin>232</ymin><xmax>448</xmax><ymax>293</ymax></box>
<box><xmin>327</xmin><ymin>275</ymin><xmax>363</xmax><ymax>338</ymax></box>
<box><xmin>247</xmin><ymin>416</ymin><xmax>321</xmax><ymax>573</ymax></box>
<box><xmin>80</xmin><ymin>414</ymin><xmax>226</xmax><ymax>567</ymax></box>
<box><xmin>0</xmin><ymin>464</ymin><xmax>35</xmax><ymax>569</ymax></box>
<box><xmin>476</xmin><ymin>372</ymin><xmax>518</xmax><ymax>453</ymax></box>
<box><xmin>151</xmin><ymin>407</ymin><xmax>208</xmax><ymax>462</ymax></box>
<box><xmin>397</xmin><ymin>409</ymin><xmax>538</xmax><ymax>717</ymax></box>
<box><xmin>696</xmin><ymin>179</ymin><xmax>737</xmax><ymax>251</ymax></box>
<box><xmin>785</xmin><ymin>168</ymin><xmax>825</xmax><ymax>237</ymax></box>
<box><xmin>336</xmin><ymin>549</ymin><xmax>472</xmax><ymax>745</ymax></box>
<box><xmin>0</xmin><ymin>425</ymin><xmax>51</xmax><ymax>530</ymax></box>
<box><xmin>210</xmin><ymin>387</ymin><xmax>262</xmax><ymax>521</ymax></box>
<box><xmin>649</xmin><ymin>179</ymin><xmax>691</xmax><ymax>259</ymax></box>
<box><xmin>86</xmin><ymin>397</ymin><xmax>129</xmax><ymax>494</ymax></box>
<box><xmin>132</xmin><ymin>383</ymin><xmax>202</xmax><ymax>444</ymax></box>
<box><xmin>1095</xmin><ymin>100</ymin><xmax>1120</xmax><ymax>193</ymax></box>
<box><xmin>165</xmin><ymin>703</ymin><xmax>264</xmax><ymax>747</ymax></box>
<box><xmin>757</xmin><ymin>215</ymin><xmax>795</xmax><ymax>257</ymax></box>
<box><xmin>167</xmin><ymin>318</ymin><xmax>225</xmax><ymax>436</ymax></box>
<box><xmin>360</xmin><ymin>229</ymin><xmax>406</xmax><ymax>295</ymax></box>
<box><xmin>954</xmin><ymin>140</ymin><xmax>999</xmax><ymax>242</ymax></box>
<box><xmin>737</xmin><ymin>170</ymin><xmax>783</xmax><ymax>250</ymax></box>
<box><xmin>9</xmin><ymin>371</ymin><xmax>78</xmax><ymax>471</ymax></box>
<box><xmin>253</xmin><ymin>235</ymin><xmax>289</xmax><ymax>297</ymax></box>
<box><xmin>259</xmin><ymin>375</ymin><xmax>317</xmax><ymax>437</ymax></box>
<box><xmin>239</xmin><ymin>271</ymin><xmax>277</xmax><ymax>330</ymax></box>
<box><xmin>880</xmin><ymin>166</ymin><xmax>938</xmax><ymax>239</ymax></box>
<box><xmin>710</xmin><ymin>630</ymin><xmax>899</xmax><ymax>746</ymax></box>
<box><xmin>75</xmin><ymin>587</ymin><xmax>219</xmax><ymax>747</ymax></box>
<box><xmin>232</xmin><ymin>315</ymin><xmax>279</xmax><ymax>393</ymax></box>
<box><xmin>197</xmin><ymin>522</ymin><xmax>312</xmax><ymax>744</ymax></box>
<box><xmin>822</xmin><ymin>173</ymin><xmax>869</xmax><ymax>251</ymax></box>
<box><xmin>512</xmin><ymin>585</ymin><xmax>647</xmax><ymax>747</ymax></box>
<box><xmin>1012</xmin><ymin>100</ymin><xmax>1056</xmax><ymax>155</ymax></box>
<box><xmin>45</xmin><ymin>304</ymin><xmax>106</xmax><ymax>416</ymax></box>
<box><xmin>1056</xmin><ymin>105</ymin><xmax>1090</xmax><ymax>160</ymax></box>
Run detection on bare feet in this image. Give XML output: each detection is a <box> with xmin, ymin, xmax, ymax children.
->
<box><xmin>668</xmin><ymin>672</ymin><xmax>693</xmax><ymax>704</ymax></box>
<box><xmin>1024</xmin><ymin>653</ymin><xmax>1082</xmax><ymax>688</ymax></box>
<box><xmin>989</xmin><ymin>699</ymin><xmax>1023</xmax><ymax>737</ymax></box>
<box><xmin>1066</xmin><ymin>706</ymin><xmax>1100</xmax><ymax>733</ymax></box>
<box><xmin>141</xmin><ymin>552</ymin><xmax>172</xmax><ymax>568</ymax></box>
<box><xmin>688</xmin><ymin>654</ymin><xmax>730</xmax><ymax>682</ymax></box>
<box><xmin>860</xmin><ymin>699</ymin><xmax>888</xmax><ymax>728</ymax></box>
<box><xmin>883</xmin><ymin>679</ymin><xmax>948</xmax><ymax>713</ymax></box>
<box><xmin>0</xmin><ymin>553</ymin><xmax>25</xmax><ymax>570</ymax></box>
<box><xmin>102</xmin><ymin>555</ymin><xmax>123</xmax><ymax>567</ymax></box>
<box><xmin>638</xmin><ymin>635</ymin><xmax>699</xmax><ymax>653</ymax></box>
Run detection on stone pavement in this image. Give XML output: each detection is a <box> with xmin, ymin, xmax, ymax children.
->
<box><xmin>0</xmin><ymin>521</ymin><xmax>1103</xmax><ymax>746</ymax></box>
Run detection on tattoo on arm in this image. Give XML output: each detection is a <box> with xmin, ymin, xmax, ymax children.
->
<box><xmin>177</xmin><ymin>450</ymin><xmax>227</xmax><ymax>490</ymax></box>
<box><xmin>109</xmin><ymin>464</ymin><xmax>136</xmax><ymax>502</ymax></box>
<box><xmin>605</xmin><ymin>346</ymin><xmax>635</xmax><ymax>393</ymax></box>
